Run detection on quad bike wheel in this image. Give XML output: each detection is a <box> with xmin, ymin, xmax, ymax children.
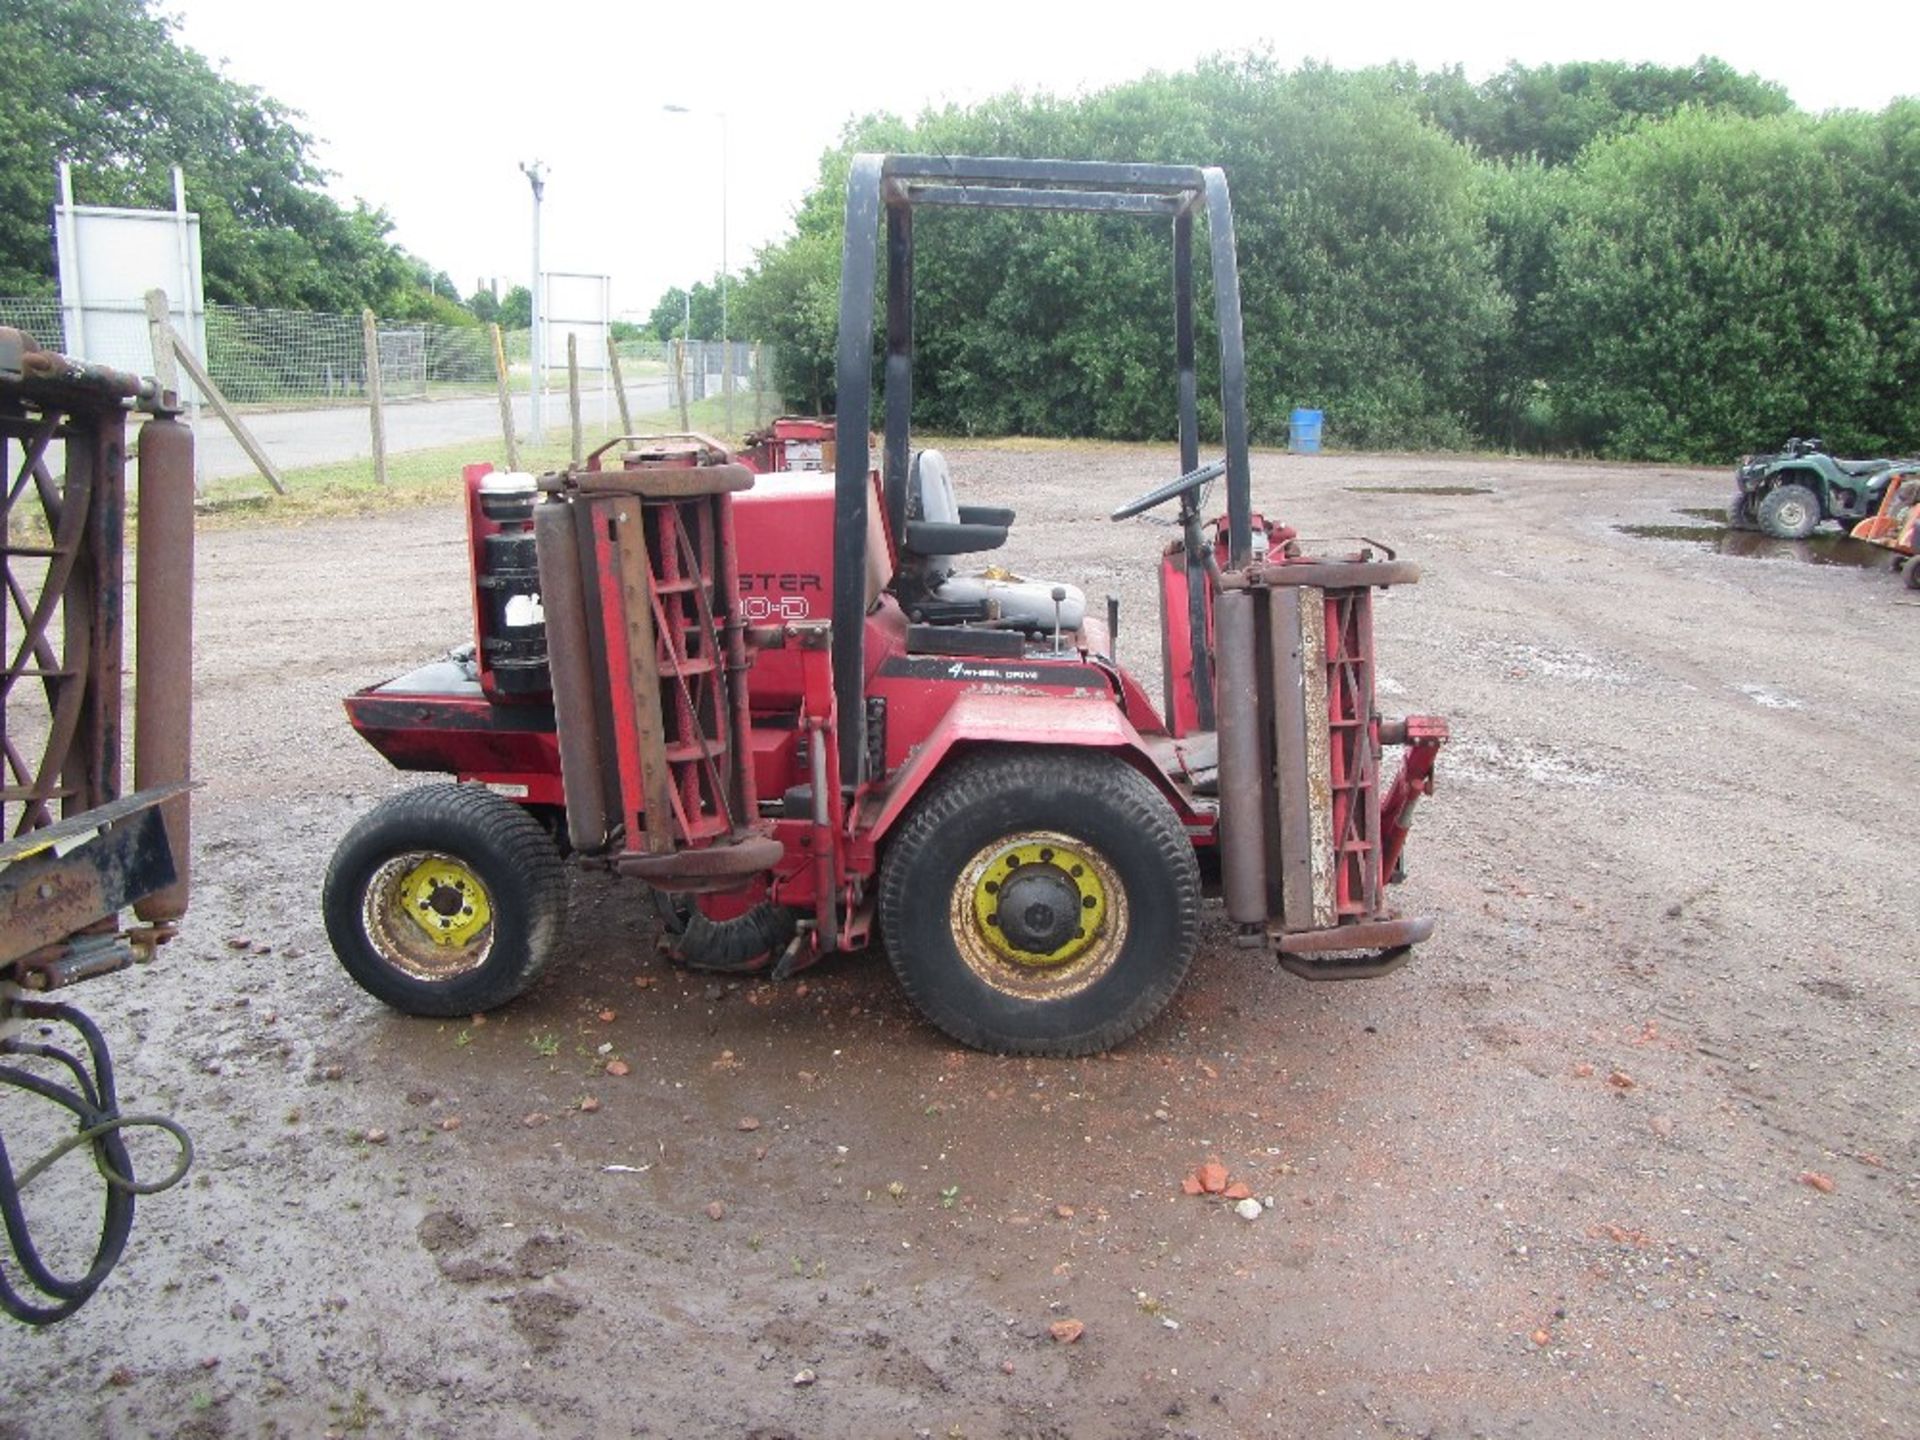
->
<box><xmin>878</xmin><ymin>751</ymin><xmax>1200</xmax><ymax>1056</ymax></box>
<box><xmin>1756</xmin><ymin>483</ymin><xmax>1820</xmax><ymax>541</ymax></box>
<box><xmin>1725</xmin><ymin>495</ymin><xmax>1754</xmax><ymax>530</ymax></box>
<box><xmin>323</xmin><ymin>783</ymin><xmax>568</xmax><ymax>1016</ymax></box>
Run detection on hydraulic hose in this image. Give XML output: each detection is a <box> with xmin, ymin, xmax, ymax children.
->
<box><xmin>0</xmin><ymin>999</ymin><xmax>193</xmax><ymax>1325</ymax></box>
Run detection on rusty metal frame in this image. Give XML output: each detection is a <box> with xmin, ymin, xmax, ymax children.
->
<box><xmin>0</xmin><ymin>327</ymin><xmax>193</xmax><ymax>983</ymax></box>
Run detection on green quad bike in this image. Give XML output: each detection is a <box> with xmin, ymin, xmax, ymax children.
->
<box><xmin>1728</xmin><ymin>437</ymin><xmax>1920</xmax><ymax>540</ymax></box>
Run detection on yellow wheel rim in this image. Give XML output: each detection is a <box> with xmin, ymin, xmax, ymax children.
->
<box><xmin>952</xmin><ymin>830</ymin><xmax>1126</xmax><ymax>1001</ymax></box>
<box><xmin>362</xmin><ymin>852</ymin><xmax>495</xmax><ymax>981</ymax></box>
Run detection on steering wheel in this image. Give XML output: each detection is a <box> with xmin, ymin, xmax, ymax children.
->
<box><xmin>1109</xmin><ymin>458</ymin><xmax>1227</xmax><ymax>521</ymax></box>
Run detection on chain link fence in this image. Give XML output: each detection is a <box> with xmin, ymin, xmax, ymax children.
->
<box><xmin>0</xmin><ymin>297</ymin><xmax>63</xmax><ymax>351</ymax></box>
<box><xmin>0</xmin><ymin>296</ymin><xmax>779</xmax><ymax>420</ymax></box>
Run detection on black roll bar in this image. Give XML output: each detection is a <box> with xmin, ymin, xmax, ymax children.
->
<box><xmin>831</xmin><ymin>153</ymin><xmax>1254</xmax><ymax>780</ymax></box>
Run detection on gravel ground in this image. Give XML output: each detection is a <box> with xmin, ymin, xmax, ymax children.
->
<box><xmin>2</xmin><ymin>444</ymin><xmax>1915</xmax><ymax>1439</ymax></box>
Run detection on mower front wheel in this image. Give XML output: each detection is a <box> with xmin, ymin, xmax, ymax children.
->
<box><xmin>878</xmin><ymin>751</ymin><xmax>1200</xmax><ymax>1056</ymax></box>
<box><xmin>323</xmin><ymin>784</ymin><xmax>569</xmax><ymax>1017</ymax></box>
<box><xmin>1757</xmin><ymin>483</ymin><xmax>1820</xmax><ymax>541</ymax></box>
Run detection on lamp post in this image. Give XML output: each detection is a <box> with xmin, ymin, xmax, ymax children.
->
<box><xmin>518</xmin><ymin>160</ymin><xmax>547</xmax><ymax>443</ymax></box>
<box><xmin>661</xmin><ymin>104</ymin><xmax>729</xmax><ymax>435</ymax></box>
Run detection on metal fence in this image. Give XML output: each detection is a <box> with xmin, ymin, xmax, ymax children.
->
<box><xmin>0</xmin><ymin>297</ymin><xmax>61</xmax><ymax>352</ymax></box>
<box><xmin>0</xmin><ymin>297</ymin><xmax>778</xmax><ymax>421</ymax></box>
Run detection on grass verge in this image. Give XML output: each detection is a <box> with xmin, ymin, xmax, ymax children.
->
<box><xmin>192</xmin><ymin>392</ymin><xmax>774</xmax><ymax>527</ymax></box>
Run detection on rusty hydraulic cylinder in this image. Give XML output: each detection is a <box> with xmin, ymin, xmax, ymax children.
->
<box><xmin>132</xmin><ymin>413</ymin><xmax>194</xmax><ymax>923</ymax></box>
<box><xmin>712</xmin><ymin>483</ymin><xmax>761</xmax><ymax>831</ymax></box>
<box><xmin>534</xmin><ymin>499</ymin><xmax>613</xmax><ymax>853</ymax></box>
<box><xmin>1212</xmin><ymin>587</ymin><xmax>1268</xmax><ymax>925</ymax></box>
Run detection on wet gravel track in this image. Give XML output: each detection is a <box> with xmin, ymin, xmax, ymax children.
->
<box><xmin>2</xmin><ymin>445</ymin><xmax>1915</xmax><ymax>1439</ymax></box>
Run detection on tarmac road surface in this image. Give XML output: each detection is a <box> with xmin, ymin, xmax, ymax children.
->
<box><xmin>190</xmin><ymin>375</ymin><xmax>677</xmax><ymax>480</ymax></box>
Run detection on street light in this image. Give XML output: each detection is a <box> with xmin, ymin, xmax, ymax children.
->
<box><xmin>661</xmin><ymin>104</ymin><xmax>730</xmax><ymax>434</ymax></box>
<box><xmin>519</xmin><ymin>159</ymin><xmax>547</xmax><ymax>442</ymax></box>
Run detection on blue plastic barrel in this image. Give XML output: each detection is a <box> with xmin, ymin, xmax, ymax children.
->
<box><xmin>1289</xmin><ymin>407</ymin><xmax>1323</xmax><ymax>454</ymax></box>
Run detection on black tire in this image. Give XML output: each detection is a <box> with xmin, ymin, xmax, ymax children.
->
<box><xmin>653</xmin><ymin>891</ymin><xmax>799</xmax><ymax>973</ymax></box>
<box><xmin>1757</xmin><ymin>482</ymin><xmax>1820</xmax><ymax>540</ymax></box>
<box><xmin>1905</xmin><ymin>557</ymin><xmax>1920</xmax><ymax>591</ymax></box>
<box><xmin>323</xmin><ymin>784</ymin><xmax>569</xmax><ymax>1016</ymax></box>
<box><xmin>1725</xmin><ymin>494</ymin><xmax>1754</xmax><ymax>530</ymax></box>
<box><xmin>877</xmin><ymin>750</ymin><xmax>1201</xmax><ymax>1056</ymax></box>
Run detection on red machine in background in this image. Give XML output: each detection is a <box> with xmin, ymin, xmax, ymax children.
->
<box><xmin>1849</xmin><ymin>468</ymin><xmax>1920</xmax><ymax>590</ymax></box>
<box><xmin>324</xmin><ymin>156</ymin><xmax>1447</xmax><ymax>1055</ymax></box>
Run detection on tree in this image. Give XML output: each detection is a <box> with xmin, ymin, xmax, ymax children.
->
<box><xmin>1535</xmin><ymin>107</ymin><xmax>1920</xmax><ymax>459</ymax></box>
<box><xmin>1418</xmin><ymin>57</ymin><xmax>1794</xmax><ymax>165</ymax></box>
<box><xmin>644</xmin><ymin>281</ymin><xmax>724</xmax><ymax>340</ymax></box>
<box><xmin>496</xmin><ymin>286</ymin><xmax>532</xmax><ymax>330</ymax></box>
<box><xmin>0</xmin><ymin>0</ymin><xmax>469</xmax><ymax>316</ymax></box>
<box><xmin>647</xmin><ymin>286</ymin><xmax>690</xmax><ymax>340</ymax></box>
<box><xmin>732</xmin><ymin>229</ymin><xmax>841</xmax><ymax>413</ymax></box>
<box><xmin>734</xmin><ymin>58</ymin><xmax>1508</xmax><ymax>448</ymax></box>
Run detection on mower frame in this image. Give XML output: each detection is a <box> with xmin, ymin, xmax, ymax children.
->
<box><xmin>830</xmin><ymin>155</ymin><xmax>1252</xmax><ymax>779</ymax></box>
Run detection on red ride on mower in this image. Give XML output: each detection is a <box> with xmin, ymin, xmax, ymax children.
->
<box><xmin>323</xmin><ymin>156</ymin><xmax>1448</xmax><ymax>1055</ymax></box>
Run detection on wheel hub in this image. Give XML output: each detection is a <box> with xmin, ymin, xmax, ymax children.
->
<box><xmin>963</xmin><ymin>833</ymin><xmax>1113</xmax><ymax>983</ymax></box>
<box><xmin>398</xmin><ymin>857</ymin><xmax>491</xmax><ymax>947</ymax></box>
<box><xmin>994</xmin><ymin>866</ymin><xmax>1083</xmax><ymax>955</ymax></box>
<box><xmin>359</xmin><ymin>853</ymin><xmax>497</xmax><ymax>981</ymax></box>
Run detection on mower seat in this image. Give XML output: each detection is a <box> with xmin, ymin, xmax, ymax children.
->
<box><xmin>904</xmin><ymin>450</ymin><xmax>1086</xmax><ymax>632</ymax></box>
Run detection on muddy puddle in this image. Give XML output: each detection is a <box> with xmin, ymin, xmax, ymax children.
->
<box><xmin>1618</xmin><ymin>516</ymin><xmax>1897</xmax><ymax>569</ymax></box>
<box><xmin>1345</xmin><ymin>484</ymin><xmax>1494</xmax><ymax>495</ymax></box>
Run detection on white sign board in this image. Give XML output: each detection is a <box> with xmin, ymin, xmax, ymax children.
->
<box><xmin>541</xmin><ymin>271</ymin><xmax>610</xmax><ymax>370</ymax></box>
<box><xmin>53</xmin><ymin>166</ymin><xmax>207</xmax><ymax>399</ymax></box>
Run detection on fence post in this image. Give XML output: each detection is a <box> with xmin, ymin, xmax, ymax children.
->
<box><xmin>674</xmin><ymin>338</ymin><xmax>691</xmax><ymax>431</ymax></box>
<box><xmin>143</xmin><ymin>289</ymin><xmax>201</xmax><ymax>494</ymax></box>
<box><xmin>567</xmin><ymin>332</ymin><xmax>583</xmax><ymax>467</ymax></box>
<box><xmin>606</xmin><ymin>333</ymin><xmax>633</xmax><ymax>437</ymax></box>
<box><xmin>143</xmin><ymin>288</ymin><xmax>181</xmax><ymax>402</ymax></box>
<box><xmin>147</xmin><ymin>287</ymin><xmax>283</xmax><ymax>494</ymax></box>
<box><xmin>751</xmin><ymin>343</ymin><xmax>766</xmax><ymax>430</ymax></box>
<box><xmin>723</xmin><ymin>339</ymin><xmax>735</xmax><ymax>438</ymax></box>
<box><xmin>361</xmin><ymin>309</ymin><xmax>389</xmax><ymax>485</ymax></box>
<box><xmin>490</xmin><ymin>323</ymin><xmax>521</xmax><ymax>471</ymax></box>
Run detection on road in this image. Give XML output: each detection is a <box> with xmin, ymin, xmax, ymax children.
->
<box><xmin>191</xmin><ymin>376</ymin><xmax>678</xmax><ymax>480</ymax></box>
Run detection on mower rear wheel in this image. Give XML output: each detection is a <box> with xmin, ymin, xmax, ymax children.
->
<box><xmin>323</xmin><ymin>783</ymin><xmax>568</xmax><ymax>1016</ymax></box>
<box><xmin>1757</xmin><ymin>483</ymin><xmax>1820</xmax><ymax>541</ymax></box>
<box><xmin>878</xmin><ymin>751</ymin><xmax>1200</xmax><ymax>1056</ymax></box>
<box><xmin>1906</xmin><ymin>557</ymin><xmax>1920</xmax><ymax>591</ymax></box>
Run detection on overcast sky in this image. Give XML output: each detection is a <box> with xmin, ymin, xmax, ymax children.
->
<box><xmin>166</xmin><ymin>0</ymin><xmax>1917</xmax><ymax>323</ymax></box>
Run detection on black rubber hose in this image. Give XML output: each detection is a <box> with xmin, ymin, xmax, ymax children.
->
<box><xmin>0</xmin><ymin>1000</ymin><xmax>192</xmax><ymax>1325</ymax></box>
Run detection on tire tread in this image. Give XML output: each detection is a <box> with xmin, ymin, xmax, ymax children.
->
<box><xmin>323</xmin><ymin>783</ymin><xmax>568</xmax><ymax>1016</ymax></box>
<box><xmin>877</xmin><ymin>749</ymin><xmax>1200</xmax><ymax>1056</ymax></box>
